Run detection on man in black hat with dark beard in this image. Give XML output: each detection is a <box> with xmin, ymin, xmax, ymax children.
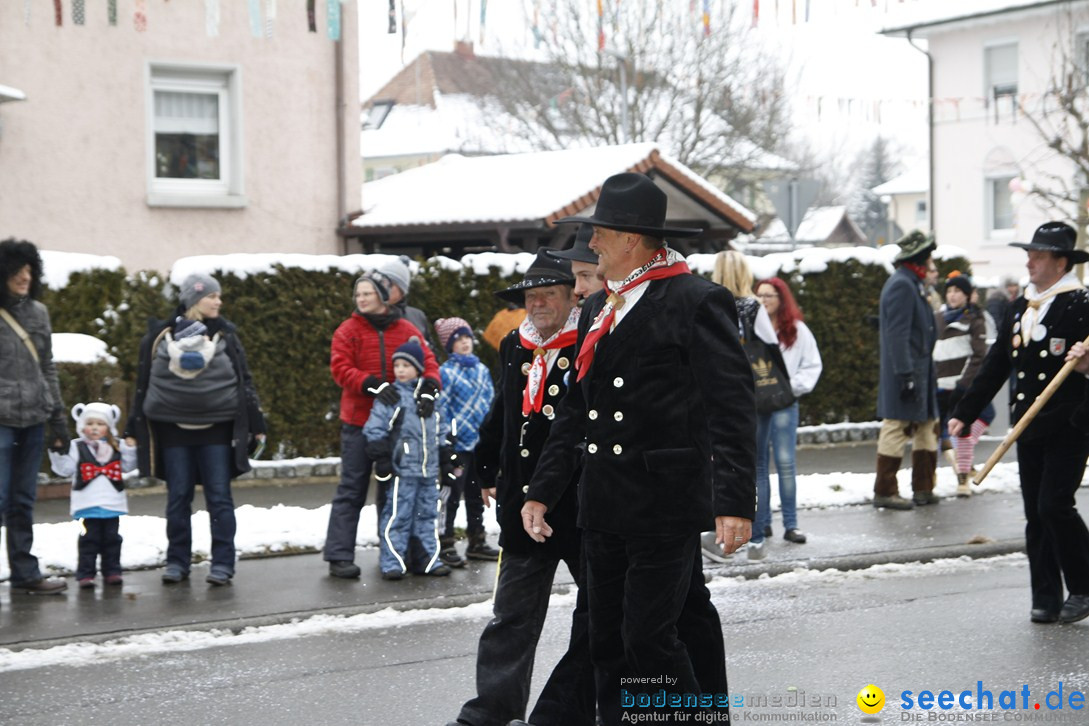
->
<box><xmin>521</xmin><ymin>173</ymin><xmax>756</xmax><ymax>724</ymax></box>
<box><xmin>447</xmin><ymin>250</ymin><xmax>594</xmax><ymax>726</ymax></box>
<box><xmin>951</xmin><ymin>221</ymin><xmax>1089</xmax><ymax>626</ymax></box>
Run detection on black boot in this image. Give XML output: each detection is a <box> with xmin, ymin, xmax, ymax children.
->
<box><xmin>465</xmin><ymin>533</ymin><xmax>500</xmax><ymax>561</ymax></box>
<box><xmin>439</xmin><ymin>536</ymin><xmax>466</xmax><ymax>568</ymax></box>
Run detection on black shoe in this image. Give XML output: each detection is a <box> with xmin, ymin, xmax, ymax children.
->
<box><xmin>420</xmin><ymin>564</ymin><xmax>451</xmax><ymax>577</ymax></box>
<box><xmin>206</xmin><ymin>569</ymin><xmax>232</xmax><ymax>586</ymax></box>
<box><xmin>872</xmin><ymin>495</ymin><xmax>915</xmax><ymax>510</ymax></box>
<box><xmin>763</xmin><ymin>525</ymin><xmax>772</xmax><ymax>538</ymax></box>
<box><xmin>439</xmin><ymin>547</ymin><xmax>466</xmax><ymax>568</ymax></box>
<box><xmin>161</xmin><ymin>566</ymin><xmax>189</xmax><ymax>584</ymax></box>
<box><xmin>912</xmin><ymin>491</ymin><xmax>940</xmax><ymax>506</ymax></box>
<box><xmin>1031</xmin><ymin>608</ymin><xmax>1060</xmax><ymax>624</ymax></box>
<box><xmin>381</xmin><ymin>570</ymin><xmax>404</xmax><ymax>581</ymax></box>
<box><xmin>14</xmin><ymin>577</ymin><xmax>68</xmax><ymax>595</ymax></box>
<box><xmin>329</xmin><ymin>561</ymin><xmax>361</xmax><ymax>579</ymax></box>
<box><xmin>1059</xmin><ymin>594</ymin><xmax>1089</xmax><ymax>623</ymax></box>
<box><xmin>783</xmin><ymin>529</ymin><xmax>807</xmax><ymax>544</ymax></box>
<box><xmin>465</xmin><ymin>539</ymin><xmax>500</xmax><ymax>561</ymax></box>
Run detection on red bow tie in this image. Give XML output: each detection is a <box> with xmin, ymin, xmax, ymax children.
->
<box><xmin>80</xmin><ymin>460</ymin><xmax>122</xmax><ymax>483</ymax></box>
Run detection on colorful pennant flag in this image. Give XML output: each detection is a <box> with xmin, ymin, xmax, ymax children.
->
<box><xmin>108</xmin><ymin>0</ymin><xmax>117</xmax><ymax>25</ymax></box>
<box><xmin>72</xmin><ymin>0</ymin><xmax>84</xmax><ymax>25</ymax></box>
<box><xmin>752</xmin><ymin>0</ymin><xmax>759</xmax><ymax>27</ymax></box>
<box><xmin>479</xmin><ymin>0</ymin><xmax>487</xmax><ymax>44</ymax></box>
<box><xmin>265</xmin><ymin>0</ymin><xmax>276</xmax><ymax>38</ymax></box>
<box><xmin>327</xmin><ymin>0</ymin><xmax>341</xmax><ymax>40</ymax></box>
<box><xmin>388</xmin><ymin>0</ymin><xmax>396</xmax><ymax>33</ymax></box>
<box><xmin>248</xmin><ymin>0</ymin><xmax>262</xmax><ymax>37</ymax></box>
<box><xmin>308</xmin><ymin>0</ymin><xmax>316</xmax><ymax>32</ymax></box>
<box><xmin>53</xmin><ymin>0</ymin><xmax>62</xmax><ymax>26</ymax></box>
<box><xmin>134</xmin><ymin>0</ymin><xmax>147</xmax><ymax>32</ymax></box>
<box><xmin>597</xmin><ymin>0</ymin><xmax>604</xmax><ymax>51</ymax></box>
<box><xmin>703</xmin><ymin>0</ymin><xmax>711</xmax><ymax>34</ymax></box>
<box><xmin>205</xmin><ymin>0</ymin><xmax>220</xmax><ymax>36</ymax></box>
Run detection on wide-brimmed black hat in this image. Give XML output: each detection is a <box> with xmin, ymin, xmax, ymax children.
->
<box><xmin>1009</xmin><ymin>221</ymin><xmax>1089</xmax><ymax>264</ymax></box>
<box><xmin>495</xmin><ymin>250</ymin><xmax>575</xmax><ymax>304</ymax></box>
<box><xmin>893</xmin><ymin>229</ymin><xmax>936</xmax><ymax>262</ymax></box>
<box><xmin>554</xmin><ymin>172</ymin><xmax>702</xmax><ymax>238</ymax></box>
<box><xmin>548</xmin><ymin>223</ymin><xmax>598</xmax><ymax>264</ymax></box>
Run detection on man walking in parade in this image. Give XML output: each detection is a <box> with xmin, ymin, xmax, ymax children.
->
<box><xmin>950</xmin><ymin>221</ymin><xmax>1089</xmax><ymax>625</ymax></box>
<box><xmin>448</xmin><ymin>251</ymin><xmax>594</xmax><ymax>726</ymax></box>
<box><xmin>521</xmin><ymin>172</ymin><xmax>756</xmax><ymax>724</ymax></box>
<box><xmin>872</xmin><ymin>230</ymin><xmax>941</xmax><ymax>510</ymax></box>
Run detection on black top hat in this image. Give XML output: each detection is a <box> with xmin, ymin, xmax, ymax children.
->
<box><xmin>554</xmin><ymin>173</ymin><xmax>702</xmax><ymax>238</ymax></box>
<box><xmin>496</xmin><ymin>250</ymin><xmax>575</xmax><ymax>304</ymax></box>
<box><xmin>548</xmin><ymin>223</ymin><xmax>599</xmax><ymax>264</ymax></box>
<box><xmin>1009</xmin><ymin>222</ymin><xmax>1089</xmax><ymax>264</ymax></box>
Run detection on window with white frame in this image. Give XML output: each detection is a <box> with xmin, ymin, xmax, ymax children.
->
<box><xmin>147</xmin><ymin>63</ymin><xmax>244</xmax><ymax>207</ymax></box>
<box><xmin>984</xmin><ymin>43</ymin><xmax>1018</xmax><ymax>123</ymax></box>
<box><xmin>915</xmin><ymin>199</ymin><xmax>928</xmax><ymax>223</ymax></box>
<box><xmin>987</xmin><ymin>176</ymin><xmax>1016</xmax><ymax>234</ymax></box>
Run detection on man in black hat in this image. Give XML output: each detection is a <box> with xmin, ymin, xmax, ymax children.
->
<box><xmin>872</xmin><ymin>229</ymin><xmax>941</xmax><ymax>510</ymax></box>
<box><xmin>448</xmin><ymin>250</ymin><xmax>594</xmax><ymax>726</ymax></box>
<box><xmin>549</xmin><ymin>223</ymin><xmax>602</xmax><ymax>304</ymax></box>
<box><xmin>521</xmin><ymin>172</ymin><xmax>756</xmax><ymax>723</ymax></box>
<box><xmin>950</xmin><ymin>221</ymin><xmax>1089</xmax><ymax>625</ymax></box>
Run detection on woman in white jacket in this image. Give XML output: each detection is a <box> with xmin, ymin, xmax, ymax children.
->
<box><xmin>751</xmin><ymin>277</ymin><xmax>823</xmax><ymax>554</ymax></box>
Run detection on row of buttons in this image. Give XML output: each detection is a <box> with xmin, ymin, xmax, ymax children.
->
<box><xmin>588</xmin><ymin>410</ymin><xmax>624</xmax><ymax>421</ymax></box>
<box><xmin>587</xmin><ymin>443</ymin><xmax>623</xmax><ymax>455</ymax></box>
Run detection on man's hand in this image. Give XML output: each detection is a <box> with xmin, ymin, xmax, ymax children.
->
<box><xmin>1067</xmin><ymin>341</ymin><xmax>1089</xmax><ymax>374</ymax></box>
<box><xmin>715</xmin><ymin>516</ymin><xmax>751</xmax><ymax>556</ymax></box>
<box><xmin>947</xmin><ymin>417</ymin><xmax>965</xmax><ymax>438</ymax></box>
<box><xmin>481</xmin><ymin>487</ymin><xmax>496</xmax><ymax>508</ymax></box>
<box><xmin>521</xmin><ymin>500</ymin><xmax>553</xmax><ymax>543</ymax></box>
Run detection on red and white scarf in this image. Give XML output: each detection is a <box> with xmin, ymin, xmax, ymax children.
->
<box><xmin>519</xmin><ymin>306</ymin><xmax>580</xmax><ymax>415</ymax></box>
<box><xmin>575</xmin><ymin>248</ymin><xmax>690</xmax><ymax>381</ymax></box>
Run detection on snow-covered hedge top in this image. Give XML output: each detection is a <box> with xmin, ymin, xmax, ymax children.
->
<box><xmin>40</xmin><ymin>251</ymin><xmax>122</xmax><ymax>289</ymax></box>
<box><xmin>688</xmin><ymin>243</ymin><xmax>968</xmax><ymax>281</ymax></box>
<box><xmin>168</xmin><ymin>253</ymin><xmax>420</xmax><ymax>286</ymax></box>
<box><xmin>52</xmin><ymin>333</ymin><xmax>117</xmax><ymax>365</ymax></box>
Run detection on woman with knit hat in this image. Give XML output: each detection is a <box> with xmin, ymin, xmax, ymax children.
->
<box><xmin>933</xmin><ymin>271</ymin><xmax>993</xmax><ymax>497</ymax></box>
<box><xmin>434</xmin><ymin>317</ymin><xmax>497</xmax><ymax>566</ymax></box>
<box><xmin>125</xmin><ymin>272</ymin><xmax>266</xmax><ymax>586</ymax></box>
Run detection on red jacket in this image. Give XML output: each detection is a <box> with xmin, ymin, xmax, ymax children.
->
<box><xmin>330</xmin><ymin>313</ymin><xmax>440</xmax><ymax>426</ymax></box>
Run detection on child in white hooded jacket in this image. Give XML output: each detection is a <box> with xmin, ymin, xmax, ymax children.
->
<box><xmin>49</xmin><ymin>403</ymin><xmax>137</xmax><ymax>588</ymax></box>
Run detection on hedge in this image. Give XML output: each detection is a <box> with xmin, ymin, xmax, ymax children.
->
<box><xmin>40</xmin><ymin>251</ymin><xmax>969</xmax><ymax>456</ymax></box>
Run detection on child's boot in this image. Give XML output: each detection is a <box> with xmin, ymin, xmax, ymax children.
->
<box><xmin>956</xmin><ymin>472</ymin><xmax>972</xmax><ymax>498</ymax></box>
<box><xmin>465</xmin><ymin>532</ymin><xmax>500</xmax><ymax>561</ymax></box>
<box><xmin>439</xmin><ymin>536</ymin><xmax>465</xmax><ymax>568</ymax></box>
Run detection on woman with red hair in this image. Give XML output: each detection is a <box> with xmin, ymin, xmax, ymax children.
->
<box><xmin>751</xmin><ymin>276</ymin><xmax>823</xmax><ymax>554</ymax></box>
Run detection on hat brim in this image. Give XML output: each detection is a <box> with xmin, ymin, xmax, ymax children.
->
<box><xmin>893</xmin><ymin>241</ymin><xmax>937</xmax><ymax>262</ymax></box>
<box><xmin>547</xmin><ymin>247</ymin><xmax>599</xmax><ymax>264</ymax></box>
<box><xmin>495</xmin><ymin>277</ymin><xmax>575</xmax><ymax>304</ymax></box>
<box><xmin>554</xmin><ymin>215</ymin><xmax>703</xmax><ymax>238</ymax></box>
<box><xmin>1009</xmin><ymin>241</ymin><xmax>1089</xmax><ymax>264</ymax></box>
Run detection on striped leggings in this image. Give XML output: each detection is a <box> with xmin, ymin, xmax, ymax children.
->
<box><xmin>954</xmin><ymin>419</ymin><xmax>989</xmax><ymax>474</ymax></box>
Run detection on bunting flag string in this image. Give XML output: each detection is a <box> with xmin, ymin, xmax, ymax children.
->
<box><xmin>327</xmin><ymin>0</ymin><xmax>341</xmax><ymax>41</ymax></box>
<box><xmin>108</xmin><ymin>0</ymin><xmax>117</xmax><ymax>26</ymax></box>
<box><xmin>134</xmin><ymin>0</ymin><xmax>147</xmax><ymax>32</ymax></box>
<box><xmin>72</xmin><ymin>0</ymin><xmax>84</xmax><ymax>25</ymax></box>
<box><xmin>247</xmin><ymin>0</ymin><xmax>262</xmax><ymax>38</ymax></box>
<box><xmin>53</xmin><ymin>0</ymin><xmax>62</xmax><ymax>27</ymax></box>
<box><xmin>205</xmin><ymin>0</ymin><xmax>220</xmax><ymax>37</ymax></box>
<box><xmin>307</xmin><ymin>0</ymin><xmax>317</xmax><ymax>33</ymax></box>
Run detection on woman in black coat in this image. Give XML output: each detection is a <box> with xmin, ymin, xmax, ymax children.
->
<box><xmin>124</xmin><ymin>273</ymin><xmax>265</xmax><ymax>586</ymax></box>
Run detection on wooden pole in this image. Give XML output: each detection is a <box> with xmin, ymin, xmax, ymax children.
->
<box><xmin>974</xmin><ymin>332</ymin><xmax>1089</xmax><ymax>485</ymax></box>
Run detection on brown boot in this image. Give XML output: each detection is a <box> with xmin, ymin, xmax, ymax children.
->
<box><xmin>911</xmin><ymin>450</ymin><xmax>939</xmax><ymax>505</ymax></box>
<box><xmin>956</xmin><ymin>472</ymin><xmax>972</xmax><ymax>498</ymax></box>
<box><xmin>873</xmin><ymin>454</ymin><xmax>913</xmax><ymax>509</ymax></box>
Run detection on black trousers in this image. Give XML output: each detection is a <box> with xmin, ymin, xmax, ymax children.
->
<box><xmin>583</xmin><ymin>530</ymin><xmax>727</xmax><ymax>724</ymax></box>
<box><xmin>324</xmin><ymin>424</ymin><xmax>386</xmax><ymax>563</ymax></box>
<box><xmin>77</xmin><ymin>517</ymin><xmax>122</xmax><ymax>579</ymax></box>
<box><xmin>442</xmin><ymin>450</ymin><xmax>485</xmax><ymax>538</ymax></box>
<box><xmin>458</xmin><ymin>550</ymin><xmax>595</xmax><ymax>726</ymax></box>
<box><xmin>1017</xmin><ymin>429</ymin><xmax>1089</xmax><ymax>612</ymax></box>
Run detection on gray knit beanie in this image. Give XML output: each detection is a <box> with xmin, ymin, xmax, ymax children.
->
<box><xmin>377</xmin><ymin>257</ymin><xmax>412</xmax><ymax>297</ymax></box>
<box><xmin>179</xmin><ymin>273</ymin><xmax>221</xmax><ymax>310</ymax></box>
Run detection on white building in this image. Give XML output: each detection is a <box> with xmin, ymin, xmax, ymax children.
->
<box><xmin>872</xmin><ymin>165</ymin><xmax>930</xmax><ymax>238</ymax></box>
<box><xmin>884</xmin><ymin>0</ymin><xmax>1089</xmax><ymax>282</ymax></box>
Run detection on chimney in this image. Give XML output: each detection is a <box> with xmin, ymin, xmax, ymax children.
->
<box><xmin>454</xmin><ymin>40</ymin><xmax>475</xmax><ymax>59</ymax></box>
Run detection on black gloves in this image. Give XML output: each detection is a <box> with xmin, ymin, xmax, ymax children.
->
<box><xmin>374</xmin><ymin>457</ymin><xmax>393</xmax><ymax>482</ymax></box>
<box><xmin>363</xmin><ymin>375</ymin><xmax>399</xmax><ymax>406</ymax></box>
<box><xmin>48</xmin><ymin>420</ymin><xmax>70</xmax><ymax>454</ymax></box>
<box><xmin>415</xmin><ymin>377</ymin><xmax>440</xmax><ymax>418</ymax></box>
<box><xmin>439</xmin><ymin>446</ymin><xmax>460</xmax><ymax>483</ymax></box>
<box><xmin>899</xmin><ymin>377</ymin><xmax>917</xmax><ymax>402</ymax></box>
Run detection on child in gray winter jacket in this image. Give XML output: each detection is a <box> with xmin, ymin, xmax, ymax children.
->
<box><xmin>363</xmin><ymin>339</ymin><xmax>456</xmax><ymax>579</ymax></box>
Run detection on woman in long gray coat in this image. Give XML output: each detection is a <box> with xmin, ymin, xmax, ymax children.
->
<box><xmin>0</xmin><ymin>239</ymin><xmax>70</xmax><ymax>594</ymax></box>
<box><xmin>873</xmin><ymin>231</ymin><xmax>940</xmax><ymax>510</ymax></box>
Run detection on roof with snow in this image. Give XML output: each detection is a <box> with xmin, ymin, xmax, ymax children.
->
<box><xmin>881</xmin><ymin>0</ymin><xmax>1080</xmax><ymax>36</ymax></box>
<box><xmin>348</xmin><ymin>143</ymin><xmax>755</xmax><ymax>257</ymax></box>
<box><xmin>758</xmin><ymin>206</ymin><xmax>870</xmax><ymax>248</ymax></box>
<box><xmin>872</xmin><ymin>166</ymin><xmax>929</xmax><ymax>196</ymax></box>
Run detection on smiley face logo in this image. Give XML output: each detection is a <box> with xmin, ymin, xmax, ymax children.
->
<box><xmin>856</xmin><ymin>684</ymin><xmax>885</xmax><ymax>714</ymax></box>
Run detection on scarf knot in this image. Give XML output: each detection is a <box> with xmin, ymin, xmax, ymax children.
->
<box><xmin>518</xmin><ymin>307</ymin><xmax>580</xmax><ymax>415</ymax></box>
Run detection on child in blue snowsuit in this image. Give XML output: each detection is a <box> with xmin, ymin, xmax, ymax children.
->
<box><xmin>363</xmin><ymin>338</ymin><xmax>455</xmax><ymax>579</ymax></box>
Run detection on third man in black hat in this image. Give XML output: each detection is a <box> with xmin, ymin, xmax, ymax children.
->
<box><xmin>951</xmin><ymin>221</ymin><xmax>1089</xmax><ymax>625</ymax></box>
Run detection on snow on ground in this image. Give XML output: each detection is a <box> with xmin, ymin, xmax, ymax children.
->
<box><xmin>0</xmin><ymin>555</ymin><xmax>1026</xmax><ymax>673</ymax></box>
<box><xmin>0</xmin><ymin>460</ymin><xmax>1026</xmax><ymax>581</ymax></box>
